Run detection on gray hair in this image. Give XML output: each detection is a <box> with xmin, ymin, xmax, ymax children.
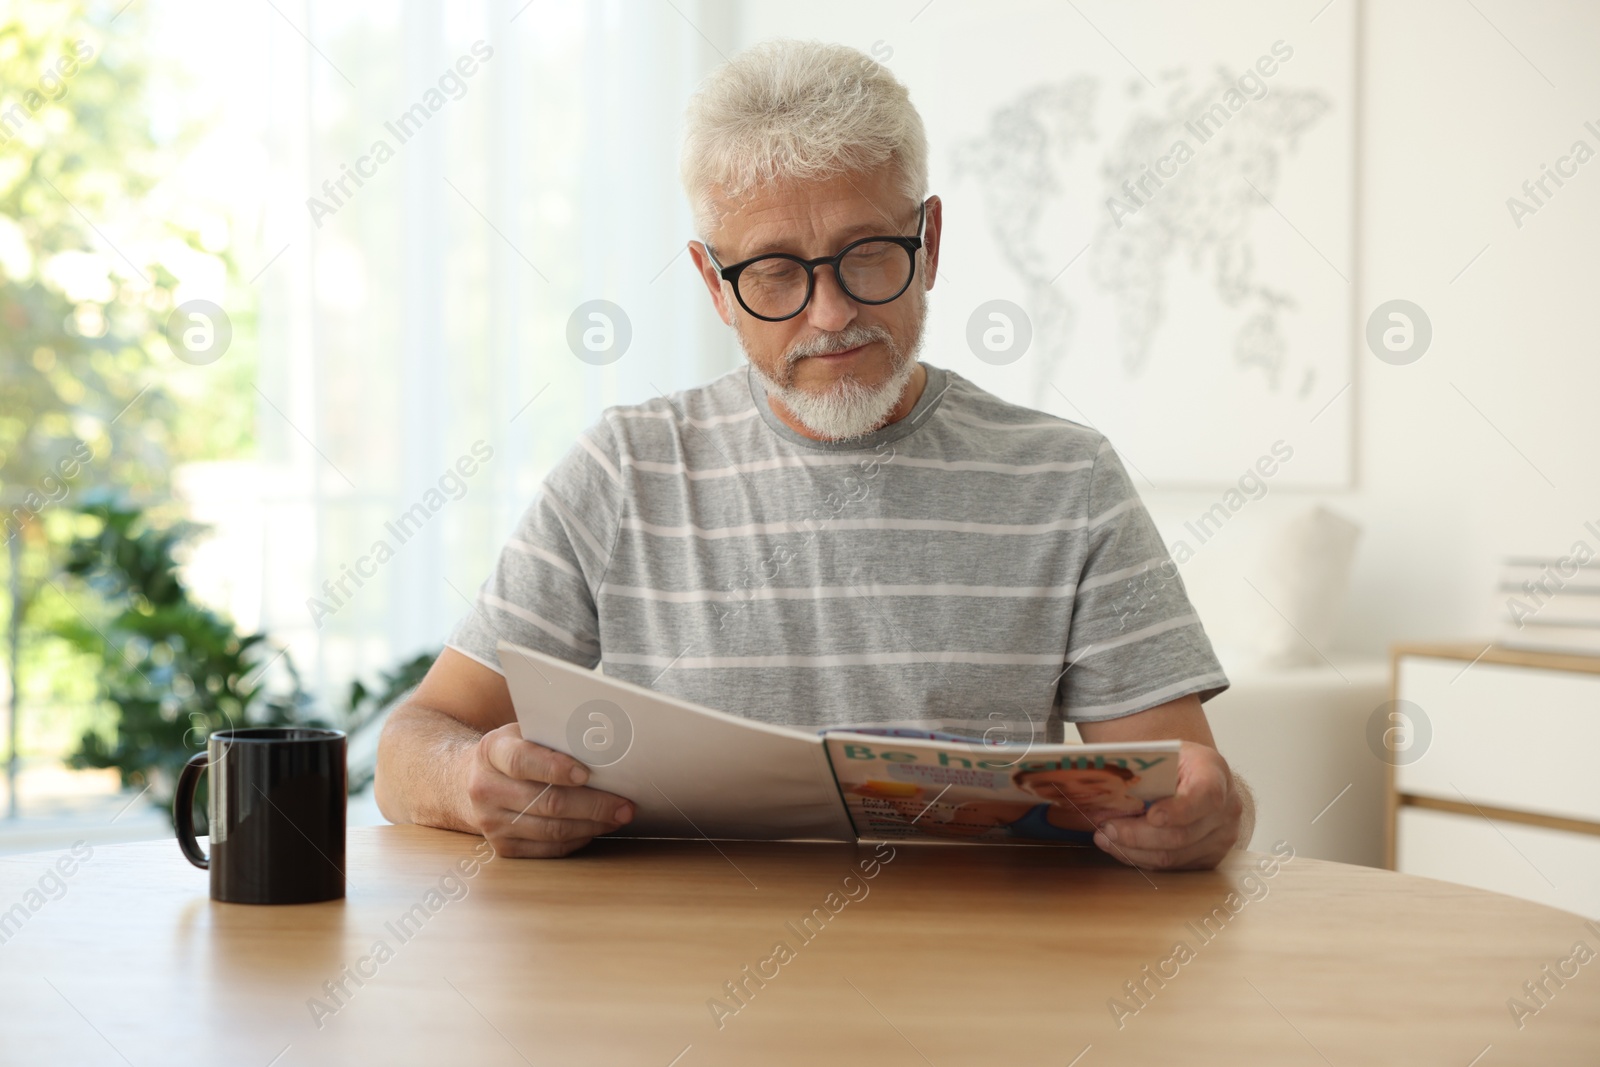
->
<box><xmin>679</xmin><ymin>39</ymin><xmax>928</xmax><ymax>239</ymax></box>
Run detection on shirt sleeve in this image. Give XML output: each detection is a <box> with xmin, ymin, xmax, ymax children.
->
<box><xmin>446</xmin><ymin>415</ymin><xmax>625</xmax><ymax>674</ymax></box>
<box><xmin>1058</xmin><ymin>439</ymin><xmax>1230</xmax><ymax>722</ymax></box>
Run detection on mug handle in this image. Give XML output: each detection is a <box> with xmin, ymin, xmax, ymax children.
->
<box><xmin>175</xmin><ymin>750</ymin><xmax>210</xmax><ymax>870</ymax></box>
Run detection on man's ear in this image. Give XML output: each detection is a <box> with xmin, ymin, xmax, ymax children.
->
<box><xmin>921</xmin><ymin>194</ymin><xmax>943</xmax><ymax>290</ymax></box>
<box><xmin>687</xmin><ymin>240</ymin><xmax>734</xmax><ymax>326</ymax></box>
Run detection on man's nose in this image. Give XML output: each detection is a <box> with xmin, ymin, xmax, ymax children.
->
<box><xmin>805</xmin><ymin>264</ymin><xmax>857</xmax><ymax>332</ymax></box>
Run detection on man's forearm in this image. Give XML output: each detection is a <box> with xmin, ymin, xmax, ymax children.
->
<box><xmin>375</xmin><ymin>702</ymin><xmax>483</xmax><ymax>833</ymax></box>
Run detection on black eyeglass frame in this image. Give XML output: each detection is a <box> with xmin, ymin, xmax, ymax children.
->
<box><xmin>704</xmin><ymin>198</ymin><xmax>929</xmax><ymax>322</ymax></box>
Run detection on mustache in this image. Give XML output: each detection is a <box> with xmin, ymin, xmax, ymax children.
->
<box><xmin>785</xmin><ymin>324</ymin><xmax>893</xmax><ymax>362</ymax></box>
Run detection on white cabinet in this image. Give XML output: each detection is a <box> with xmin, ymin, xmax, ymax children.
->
<box><xmin>1396</xmin><ymin>807</ymin><xmax>1600</xmax><ymax>919</ymax></box>
<box><xmin>1389</xmin><ymin>644</ymin><xmax>1600</xmax><ymax>919</ymax></box>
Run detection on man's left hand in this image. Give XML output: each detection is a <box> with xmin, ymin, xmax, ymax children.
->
<box><xmin>1090</xmin><ymin>741</ymin><xmax>1245</xmax><ymax>871</ymax></box>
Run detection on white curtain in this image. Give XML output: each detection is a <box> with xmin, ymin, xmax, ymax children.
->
<box><xmin>236</xmin><ymin>0</ymin><xmax>738</xmax><ymax>697</ymax></box>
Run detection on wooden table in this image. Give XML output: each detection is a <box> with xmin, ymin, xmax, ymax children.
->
<box><xmin>2</xmin><ymin>826</ymin><xmax>1596</xmax><ymax>1065</ymax></box>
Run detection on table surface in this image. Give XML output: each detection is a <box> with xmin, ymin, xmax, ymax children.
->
<box><xmin>1</xmin><ymin>825</ymin><xmax>1597</xmax><ymax>1066</ymax></box>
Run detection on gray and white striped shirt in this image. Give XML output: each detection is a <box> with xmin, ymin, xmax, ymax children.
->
<box><xmin>449</xmin><ymin>361</ymin><xmax>1229</xmax><ymax>729</ymax></box>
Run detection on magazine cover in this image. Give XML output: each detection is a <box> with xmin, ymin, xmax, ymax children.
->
<box><xmin>823</xmin><ymin>728</ymin><xmax>1182</xmax><ymax>845</ymax></box>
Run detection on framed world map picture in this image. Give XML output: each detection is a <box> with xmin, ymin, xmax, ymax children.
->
<box><xmin>743</xmin><ymin>0</ymin><xmax>1360</xmax><ymax>487</ymax></box>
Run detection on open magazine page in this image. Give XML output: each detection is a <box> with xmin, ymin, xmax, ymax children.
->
<box><xmin>499</xmin><ymin>641</ymin><xmax>855</xmax><ymax>842</ymax></box>
<box><xmin>822</xmin><ymin>730</ymin><xmax>1182</xmax><ymax>845</ymax></box>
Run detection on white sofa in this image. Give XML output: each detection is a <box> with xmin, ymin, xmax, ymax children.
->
<box><xmin>1195</xmin><ymin>657</ymin><xmax>1390</xmax><ymax>867</ymax></box>
<box><xmin>1062</xmin><ymin>655</ymin><xmax>1390</xmax><ymax>866</ymax></box>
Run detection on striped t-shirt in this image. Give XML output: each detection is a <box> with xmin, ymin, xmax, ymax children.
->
<box><xmin>449</xmin><ymin>361</ymin><xmax>1229</xmax><ymax>730</ymax></box>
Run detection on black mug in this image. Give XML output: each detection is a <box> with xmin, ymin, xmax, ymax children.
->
<box><xmin>175</xmin><ymin>727</ymin><xmax>347</xmax><ymax>904</ymax></box>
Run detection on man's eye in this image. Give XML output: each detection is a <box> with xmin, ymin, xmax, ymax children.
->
<box><xmin>746</xmin><ymin>260</ymin><xmax>802</xmax><ymax>282</ymax></box>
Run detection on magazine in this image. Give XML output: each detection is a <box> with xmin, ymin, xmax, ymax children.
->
<box><xmin>499</xmin><ymin>639</ymin><xmax>1180</xmax><ymax>846</ymax></box>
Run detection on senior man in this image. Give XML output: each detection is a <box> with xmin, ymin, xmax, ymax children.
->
<box><xmin>377</xmin><ymin>39</ymin><xmax>1254</xmax><ymax>870</ymax></box>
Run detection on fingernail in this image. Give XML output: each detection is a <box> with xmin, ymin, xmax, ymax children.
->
<box><xmin>569</xmin><ymin>765</ymin><xmax>588</xmax><ymax>786</ymax></box>
<box><xmin>1094</xmin><ymin>832</ymin><xmax>1110</xmax><ymax>849</ymax></box>
<box><xmin>615</xmin><ymin>803</ymin><xmax>634</xmax><ymax>823</ymax></box>
<box><xmin>1102</xmin><ymin>823</ymin><xmax>1118</xmax><ymax>841</ymax></box>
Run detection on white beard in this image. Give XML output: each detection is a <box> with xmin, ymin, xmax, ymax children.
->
<box><xmin>742</xmin><ymin>295</ymin><xmax>928</xmax><ymax>442</ymax></box>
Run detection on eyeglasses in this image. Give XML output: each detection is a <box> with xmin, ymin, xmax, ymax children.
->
<box><xmin>705</xmin><ymin>199</ymin><xmax>927</xmax><ymax>322</ymax></box>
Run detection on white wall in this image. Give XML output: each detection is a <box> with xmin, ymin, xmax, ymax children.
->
<box><xmin>724</xmin><ymin>0</ymin><xmax>1600</xmax><ymax>658</ymax></box>
<box><xmin>1324</xmin><ymin>0</ymin><xmax>1600</xmax><ymax>652</ymax></box>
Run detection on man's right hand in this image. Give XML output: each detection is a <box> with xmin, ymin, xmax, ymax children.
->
<box><xmin>466</xmin><ymin>723</ymin><xmax>635</xmax><ymax>858</ymax></box>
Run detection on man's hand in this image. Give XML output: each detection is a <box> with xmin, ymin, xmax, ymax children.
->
<box><xmin>1090</xmin><ymin>740</ymin><xmax>1247</xmax><ymax>871</ymax></box>
<box><xmin>466</xmin><ymin>723</ymin><xmax>635</xmax><ymax>858</ymax></box>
